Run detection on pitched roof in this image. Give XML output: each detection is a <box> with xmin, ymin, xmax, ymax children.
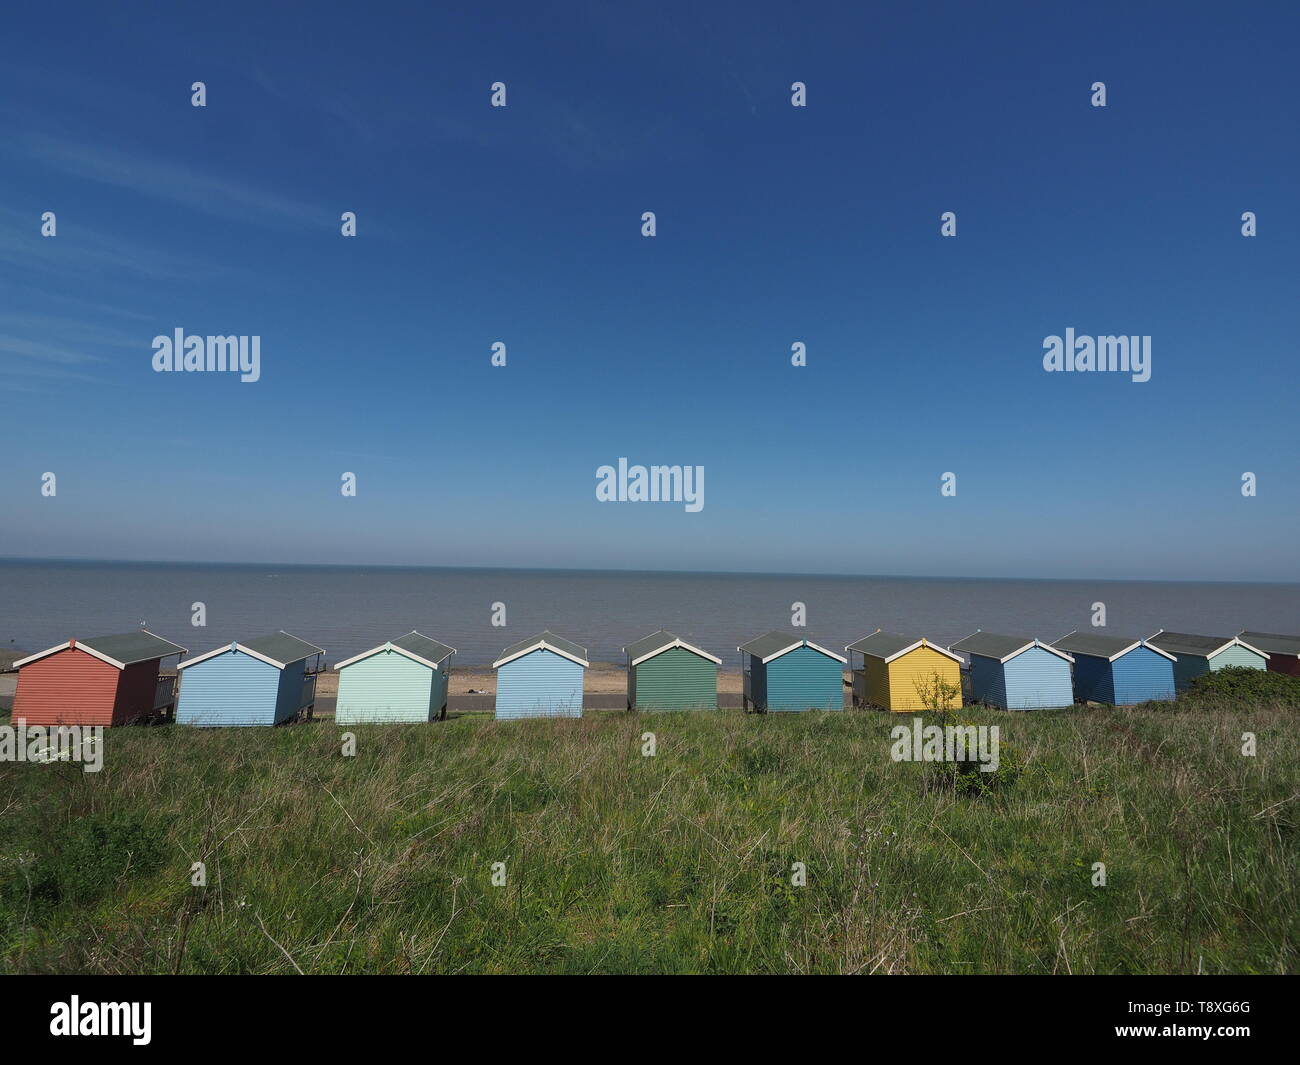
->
<box><xmin>737</xmin><ymin>631</ymin><xmax>847</xmax><ymax>664</ymax></box>
<box><xmin>241</xmin><ymin>631</ymin><xmax>326</xmax><ymax>666</ymax></box>
<box><xmin>492</xmin><ymin>630</ymin><xmax>589</xmax><ymax>669</ymax></box>
<box><xmin>949</xmin><ymin>631</ymin><xmax>1074</xmax><ymax>664</ymax></box>
<box><xmin>1052</xmin><ymin>631</ymin><xmax>1175</xmax><ymax>662</ymax></box>
<box><xmin>179</xmin><ymin>631</ymin><xmax>325</xmax><ymax>671</ymax></box>
<box><xmin>14</xmin><ymin>629</ymin><xmax>187</xmax><ymax>670</ymax></box>
<box><xmin>623</xmin><ymin>630</ymin><xmax>722</xmax><ymax>666</ymax></box>
<box><xmin>1147</xmin><ymin>631</ymin><xmax>1268</xmax><ymax>660</ymax></box>
<box><xmin>334</xmin><ymin>631</ymin><xmax>457</xmax><ymax>671</ymax></box>
<box><xmin>845</xmin><ymin>630</ymin><xmax>963</xmax><ymax>664</ymax></box>
<box><xmin>1238</xmin><ymin>631</ymin><xmax>1300</xmax><ymax>658</ymax></box>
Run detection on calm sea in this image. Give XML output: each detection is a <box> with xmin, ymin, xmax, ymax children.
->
<box><xmin>1</xmin><ymin>560</ymin><xmax>1297</xmax><ymax>666</ymax></box>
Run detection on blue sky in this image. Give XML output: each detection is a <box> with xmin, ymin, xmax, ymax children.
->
<box><xmin>2</xmin><ymin>1</ymin><xmax>1297</xmax><ymax>580</ymax></box>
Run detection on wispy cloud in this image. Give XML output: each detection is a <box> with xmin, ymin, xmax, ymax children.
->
<box><xmin>0</xmin><ymin>206</ymin><xmax>212</xmax><ymax>283</ymax></box>
<box><xmin>10</xmin><ymin>132</ymin><xmax>332</xmax><ymax>230</ymax></box>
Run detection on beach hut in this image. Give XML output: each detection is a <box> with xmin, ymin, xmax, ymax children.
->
<box><xmin>492</xmin><ymin>631</ymin><xmax>588</xmax><ymax>719</ymax></box>
<box><xmin>949</xmin><ymin>631</ymin><xmax>1074</xmax><ymax>710</ymax></box>
<box><xmin>623</xmin><ymin>630</ymin><xmax>721</xmax><ymax>710</ymax></box>
<box><xmin>1052</xmin><ymin>631</ymin><xmax>1177</xmax><ymax>704</ymax></box>
<box><xmin>845</xmin><ymin>631</ymin><xmax>963</xmax><ymax>711</ymax></box>
<box><xmin>1146</xmin><ymin>631</ymin><xmax>1268</xmax><ymax>689</ymax></box>
<box><xmin>738</xmin><ymin>631</ymin><xmax>845</xmax><ymax>712</ymax></box>
<box><xmin>11</xmin><ymin>629</ymin><xmax>188</xmax><ymax>726</ymax></box>
<box><xmin>176</xmin><ymin>631</ymin><xmax>325</xmax><ymax>726</ymax></box>
<box><xmin>1238</xmin><ymin>631</ymin><xmax>1300</xmax><ymax>677</ymax></box>
<box><xmin>334</xmin><ymin>631</ymin><xmax>456</xmax><ymax>724</ymax></box>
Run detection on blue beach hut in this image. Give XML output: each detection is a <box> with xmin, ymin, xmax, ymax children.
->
<box><xmin>492</xmin><ymin>631</ymin><xmax>588</xmax><ymax>719</ymax></box>
<box><xmin>1053</xmin><ymin>631</ymin><xmax>1177</xmax><ymax>704</ymax></box>
<box><xmin>176</xmin><ymin>631</ymin><xmax>325</xmax><ymax>726</ymax></box>
<box><xmin>1147</xmin><ymin>631</ymin><xmax>1268</xmax><ymax>690</ymax></box>
<box><xmin>737</xmin><ymin>631</ymin><xmax>845</xmax><ymax>712</ymax></box>
<box><xmin>949</xmin><ymin>631</ymin><xmax>1074</xmax><ymax>710</ymax></box>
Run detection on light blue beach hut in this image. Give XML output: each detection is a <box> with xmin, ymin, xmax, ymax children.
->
<box><xmin>1053</xmin><ymin>631</ymin><xmax>1177</xmax><ymax>704</ymax></box>
<box><xmin>492</xmin><ymin>631</ymin><xmax>588</xmax><ymax>719</ymax></box>
<box><xmin>1147</xmin><ymin>631</ymin><xmax>1268</xmax><ymax>690</ymax></box>
<box><xmin>334</xmin><ymin>631</ymin><xmax>456</xmax><ymax>724</ymax></box>
<box><xmin>949</xmin><ymin>631</ymin><xmax>1074</xmax><ymax>710</ymax></box>
<box><xmin>738</xmin><ymin>631</ymin><xmax>845</xmax><ymax>712</ymax></box>
<box><xmin>176</xmin><ymin>631</ymin><xmax>325</xmax><ymax>726</ymax></box>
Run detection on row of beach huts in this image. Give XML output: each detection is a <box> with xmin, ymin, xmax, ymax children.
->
<box><xmin>6</xmin><ymin>625</ymin><xmax>1299</xmax><ymax>728</ymax></box>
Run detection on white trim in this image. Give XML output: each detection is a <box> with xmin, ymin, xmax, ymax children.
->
<box><xmin>1148</xmin><ymin>631</ymin><xmax>1270</xmax><ymax>661</ymax></box>
<box><xmin>1137</xmin><ymin>641</ymin><xmax>1177</xmax><ymax>663</ymax></box>
<box><xmin>177</xmin><ymin>643</ymin><xmax>234</xmax><ymax>670</ymax></box>
<box><xmin>336</xmin><ymin>640</ymin><xmax>456</xmax><ymax>672</ymax></box>
<box><xmin>748</xmin><ymin>639</ymin><xmax>847</xmax><ymax>665</ymax></box>
<box><xmin>885</xmin><ymin>638</ymin><xmax>963</xmax><ymax>666</ymax></box>
<box><xmin>952</xmin><ymin>635</ymin><xmax>1074</xmax><ymax>665</ymax></box>
<box><xmin>850</xmin><ymin>635</ymin><xmax>963</xmax><ymax>666</ymax></box>
<box><xmin>1021</xmin><ymin>640</ymin><xmax>1074</xmax><ymax>665</ymax></box>
<box><xmin>13</xmin><ymin>630</ymin><xmax>186</xmax><ymax>671</ymax></box>
<box><xmin>76</xmin><ymin>643</ymin><xmax>127</xmax><ymax>669</ymax></box>
<box><xmin>12</xmin><ymin>641</ymin><xmax>71</xmax><ymax>669</ymax></box>
<box><xmin>178</xmin><ymin>642</ymin><xmax>289</xmax><ymax>671</ymax></box>
<box><xmin>493</xmin><ymin>639</ymin><xmax>589</xmax><ymax>670</ymax></box>
<box><xmin>629</xmin><ymin>637</ymin><xmax>722</xmax><ymax>667</ymax></box>
<box><xmin>1055</xmin><ymin>631</ymin><xmax>1177</xmax><ymax>663</ymax></box>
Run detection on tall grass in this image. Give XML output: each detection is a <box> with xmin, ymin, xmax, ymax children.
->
<box><xmin>1</xmin><ymin>697</ymin><xmax>1296</xmax><ymax>974</ymax></box>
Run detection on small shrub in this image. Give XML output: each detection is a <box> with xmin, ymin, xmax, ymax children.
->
<box><xmin>914</xmin><ymin>670</ymin><xmax>962</xmax><ymax>713</ymax></box>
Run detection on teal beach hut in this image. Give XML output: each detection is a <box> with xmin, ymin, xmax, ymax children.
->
<box><xmin>949</xmin><ymin>631</ymin><xmax>1075</xmax><ymax>710</ymax></box>
<box><xmin>1053</xmin><ymin>631</ymin><xmax>1176</xmax><ymax>704</ymax></box>
<box><xmin>176</xmin><ymin>631</ymin><xmax>325</xmax><ymax>726</ymax></box>
<box><xmin>738</xmin><ymin>631</ymin><xmax>845</xmax><ymax>712</ymax></box>
<box><xmin>492</xmin><ymin>631</ymin><xmax>588</xmax><ymax>719</ymax></box>
<box><xmin>334</xmin><ymin>631</ymin><xmax>456</xmax><ymax>724</ymax></box>
<box><xmin>623</xmin><ymin>630</ymin><xmax>721</xmax><ymax>710</ymax></box>
<box><xmin>1147</xmin><ymin>631</ymin><xmax>1268</xmax><ymax>689</ymax></box>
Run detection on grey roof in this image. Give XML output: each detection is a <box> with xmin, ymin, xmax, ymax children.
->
<box><xmin>949</xmin><ymin>631</ymin><xmax>1037</xmax><ymax>661</ymax></box>
<box><xmin>1147</xmin><ymin>631</ymin><xmax>1233</xmax><ymax>658</ymax></box>
<box><xmin>738</xmin><ymin>631</ymin><xmax>804</xmax><ymax>659</ymax></box>
<box><xmin>79</xmin><ymin>630</ymin><xmax>187</xmax><ymax>666</ymax></box>
<box><xmin>1238</xmin><ymin>631</ymin><xmax>1300</xmax><ymax>657</ymax></box>
<box><xmin>846</xmin><ymin>631</ymin><xmax>921</xmax><ymax>659</ymax></box>
<box><xmin>496</xmin><ymin>630</ymin><xmax>587</xmax><ymax>664</ymax></box>
<box><xmin>624</xmin><ymin>630</ymin><xmax>678</xmax><ymax>660</ymax></box>
<box><xmin>242</xmin><ymin>631</ymin><xmax>325</xmax><ymax>666</ymax></box>
<box><xmin>390</xmin><ymin>631</ymin><xmax>456</xmax><ymax>665</ymax></box>
<box><xmin>1052</xmin><ymin>632</ymin><xmax>1143</xmax><ymax>659</ymax></box>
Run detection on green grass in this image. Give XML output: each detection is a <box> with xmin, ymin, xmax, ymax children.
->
<box><xmin>1</xmin><ymin>693</ymin><xmax>1296</xmax><ymax>974</ymax></box>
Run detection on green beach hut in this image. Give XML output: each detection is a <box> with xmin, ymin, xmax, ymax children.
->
<box><xmin>623</xmin><ymin>630</ymin><xmax>721</xmax><ymax>710</ymax></box>
<box><xmin>333</xmin><ymin>631</ymin><xmax>456</xmax><ymax>724</ymax></box>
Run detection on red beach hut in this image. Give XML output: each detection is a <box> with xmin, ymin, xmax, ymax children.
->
<box><xmin>11</xmin><ymin>630</ymin><xmax>188</xmax><ymax>726</ymax></box>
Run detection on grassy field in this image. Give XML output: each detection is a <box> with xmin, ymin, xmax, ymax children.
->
<box><xmin>1</xmin><ymin>681</ymin><xmax>1297</xmax><ymax>974</ymax></box>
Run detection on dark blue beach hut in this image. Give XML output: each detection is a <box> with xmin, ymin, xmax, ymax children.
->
<box><xmin>1053</xmin><ymin>631</ymin><xmax>1176</xmax><ymax>704</ymax></box>
<box><xmin>737</xmin><ymin>631</ymin><xmax>845</xmax><ymax>712</ymax></box>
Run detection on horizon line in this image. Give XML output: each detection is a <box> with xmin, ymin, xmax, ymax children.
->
<box><xmin>0</xmin><ymin>554</ymin><xmax>1295</xmax><ymax>588</ymax></box>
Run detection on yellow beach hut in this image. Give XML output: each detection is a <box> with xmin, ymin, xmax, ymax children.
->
<box><xmin>846</xmin><ymin>631</ymin><xmax>963</xmax><ymax>711</ymax></box>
